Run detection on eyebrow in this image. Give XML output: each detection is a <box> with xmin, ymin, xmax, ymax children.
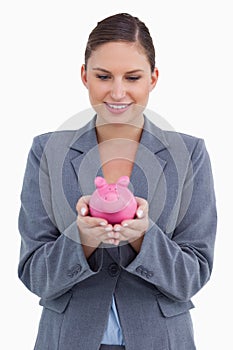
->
<box><xmin>92</xmin><ymin>67</ymin><xmax>144</xmax><ymax>74</ymax></box>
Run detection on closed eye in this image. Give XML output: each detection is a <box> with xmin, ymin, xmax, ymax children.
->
<box><xmin>96</xmin><ymin>74</ymin><xmax>111</xmax><ymax>81</ymax></box>
<box><xmin>126</xmin><ymin>76</ymin><xmax>141</xmax><ymax>81</ymax></box>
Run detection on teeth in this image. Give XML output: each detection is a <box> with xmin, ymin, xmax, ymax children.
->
<box><xmin>108</xmin><ymin>104</ymin><xmax>128</xmax><ymax>110</ymax></box>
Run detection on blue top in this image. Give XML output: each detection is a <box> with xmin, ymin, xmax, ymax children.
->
<box><xmin>101</xmin><ymin>296</ymin><xmax>125</xmax><ymax>345</ymax></box>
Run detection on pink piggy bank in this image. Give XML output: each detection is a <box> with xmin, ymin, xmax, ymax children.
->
<box><xmin>89</xmin><ymin>176</ymin><xmax>137</xmax><ymax>224</ymax></box>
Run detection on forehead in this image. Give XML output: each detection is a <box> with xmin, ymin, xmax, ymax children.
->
<box><xmin>87</xmin><ymin>41</ymin><xmax>150</xmax><ymax>71</ymax></box>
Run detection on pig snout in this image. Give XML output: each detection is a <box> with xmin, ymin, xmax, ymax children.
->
<box><xmin>104</xmin><ymin>190</ymin><xmax>119</xmax><ymax>201</ymax></box>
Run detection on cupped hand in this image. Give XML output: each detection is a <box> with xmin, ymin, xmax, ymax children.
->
<box><xmin>112</xmin><ymin>197</ymin><xmax>149</xmax><ymax>247</ymax></box>
<box><xmin>76</xmin><ymin>196</ymin><xmax>120</xmax><ymax>248</ymax></box>
<box><xmin>76</xmin><ymin>196</ymin><xmax>149</xmax><ymax>250</ymax></box>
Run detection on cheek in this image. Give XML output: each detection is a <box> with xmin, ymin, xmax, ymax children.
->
<box><xmin>132</xmin><ymin>83</ymin><xmax>150</xmax><ymax>101</ymax></box>
<box><xmin>88</xmin><ymin>82</ymin><xmax>108</xmax><ymax>101</ymax></box>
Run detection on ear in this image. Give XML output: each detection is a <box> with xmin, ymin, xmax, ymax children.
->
<box><xmin>117</xmin><ymin>176</ymin><xmax>130</xmax><ymax>187</ymax></box>
<box><xmin>149</xmin><ymin>67</ymin><xmax>159</xmax><ymax>92</ymax></box>
<box><xmin>81</xmin><ymin>64</ymin><xmax>88</xmax><ymax>88</ymax></box>
<box><xmin>95</xmin><ymin>176</ymin><xmax>107</xmax><ymax>188</ymax></box>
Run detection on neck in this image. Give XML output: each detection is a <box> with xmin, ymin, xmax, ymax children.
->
<box><xmin>95</xmin><ymin>116</ymin><xmax>144</xmax><ymax>143</ymax></box>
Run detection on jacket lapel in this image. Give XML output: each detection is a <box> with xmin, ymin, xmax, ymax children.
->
<box><xmin>70</xmin><ymin>117</ymin><xmax>103</xmax><ymax>196</ymax></box>
<box><xmin>130</xmin><ymin>116</ymin><xmax>168</xmax><ymax>202</ymax></box>
<box><xmin>69</xmin><ymin>116</ymin><xmax>169</xmax><ymax>199</ymax></box>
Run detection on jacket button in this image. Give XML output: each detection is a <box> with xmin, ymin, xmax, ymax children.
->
<box><xmin>108</xmin><ymin>263</ymin><xmax>120</xmax><ymax>277</ymax></box>
<box><xmin>67</xmin><ymin>264</ymin><xmax>82</xmax><ymax>278</ymax></box>
<box><xmin>136</xmin><ymin>265</ymin><xmax>144</xmax><ymax>274</ymax></box>
<box><xmin>146</xmin><ymin>271</ymin><xmax>154</xmax><ymax>279</ymax></box>
<box><xmin>136</xmin><ymin>265</ymin><xmax>153</xmax><ymax>279</ymax></box>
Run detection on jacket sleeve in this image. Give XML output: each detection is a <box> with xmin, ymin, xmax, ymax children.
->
<box><xmin>125</xmin><ymin>139</ymin><xmax>217</xmax><ymax>302</ymax></box>
<box><xmin>18</xmin><ymin>136</ymin><xmax>102</xmax><ymax>301</ymax></box>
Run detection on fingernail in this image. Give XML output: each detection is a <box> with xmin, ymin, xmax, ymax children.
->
<box><xmin>107</xmin><ymin>232</ymin><xmax>113</xmax><ymax>238</ymax></box>
<box><xmin>81</xmin><ymin>207</ymin><xmax>86</xmax><ymax>216</ymax></box>
<box><xmin>99</xmin><ymin>222</ymin><xmax>107</xmax><ymax>226</ymax></box>
<box><xmin>137</xmin><ymin>209</ymin><xmax>143</xmax><ymax>218</ymax></box>
<box><xmin>122</xmin><ymin>223</ymin><xmax>128</xmax><ymax>227</ymax></box>
<box><xmin>105</xmin><ymin>227</ymin><xmax>112</xmax><ymax>232</ymax></box>
<box><xmin>114</xmin><ymin>226</ymin><xmax>121</xmax><ymax>232</ymax></box>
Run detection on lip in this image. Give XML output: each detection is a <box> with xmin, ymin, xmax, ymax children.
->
<box><xmin>104</xmin><ymin>102</ymin><xmax>132</xmax><ymax>114</ymax></box>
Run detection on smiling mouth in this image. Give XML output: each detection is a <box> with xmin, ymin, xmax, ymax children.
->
<box><xmin>104</xmin><ymin>102</ymin><xmax>132</xmax><ymax>112</ymax></box>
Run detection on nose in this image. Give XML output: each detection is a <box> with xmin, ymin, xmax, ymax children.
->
<box><xmin>110</xmin><ymin>79</ymin><xmax>126</xmax><ymax>100</ymax></box>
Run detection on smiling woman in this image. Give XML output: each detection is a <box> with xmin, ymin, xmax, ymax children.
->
<box><xmin>18</xmin><ymin>13</ymin><xmax>217</xmax><ymax>350</ymax></box>
<box><xmin>81</xmin><ymin>41</ymin><xmax>158</xmax><ymax>125</ymax></box>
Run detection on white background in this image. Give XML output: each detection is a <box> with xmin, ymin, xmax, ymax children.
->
<box><xmin>1</xmin><ymin>0</ymin><xmax>232</xmax><ymax>349</ymax></box>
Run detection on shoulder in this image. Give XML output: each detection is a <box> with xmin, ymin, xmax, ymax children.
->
<box><xmin>165</xmin><ymin>129</ymin><xmax>204</xmax><ymax>151</ymax></box>
<box><xmin>28</xmin><ymin>130</ymin><xmax>78</xmax><ymax>161</ymax></box>
<box><xmin>31</xmin><ymin>115</ymin><xmax>94</xmax><ymax>150</ymax></box>
<box><xmin>144</xmin><ymin>116</ymin><xmax>208</xmax><ymax>161</ymax></box>
<box><xmin>144</xmin><ymin>115</ymin><xmax>203</xmax><ymax>147</ymax></box>
<box><xmin>163</xmin><ymin>130</ymin><xmax>211</xmax><ymax>171</ymax></box>
<box><xmin>31</xmin><ymin>116</ymin><xmax>96</xmax><ymax>153</ymax></box>
<box><xmin>32</xmin><ymin>130</ymin><xmax>77</xmax><ymax>148</ymax></box>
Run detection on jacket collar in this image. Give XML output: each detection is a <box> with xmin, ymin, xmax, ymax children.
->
<box><xmin>69</xmin><ymin>114</ymin><xmax>169</xmax><ymax>155</ymax></box>
<box><xmin>69</xmin><ymin>114</ymin><xmax>169</xmax><ymax>202</ymax></box>
<box><xmin>69</xmin><ymin>116</ymin><xmax>98</xmax><ymax>153</ymax></box>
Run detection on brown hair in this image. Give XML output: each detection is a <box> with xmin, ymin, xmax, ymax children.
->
<box><xmin>84</xmin><ymin>13</ymin><xmax>156</xmax><ymax>72</ymax></box>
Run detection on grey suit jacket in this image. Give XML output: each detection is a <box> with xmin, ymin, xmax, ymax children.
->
<box><xmin>18</xmin><ymin>116</ymin><xmax>217</xmax><ymax>350</ymax></box>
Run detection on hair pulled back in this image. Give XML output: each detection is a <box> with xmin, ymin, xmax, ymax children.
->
<box><xmin>84</xmin><ymin>13</ymin><xmax>156</xmax><ymax>72</ymax></box>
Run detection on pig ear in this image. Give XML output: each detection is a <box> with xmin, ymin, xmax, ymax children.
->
<box><xmin>94</xmin><ymin>176</ymin><xmax>107</xmax><ymax>188</ymax></box>
<box><xmin>117</xmin><ymin>176</ymin><xmax>129</xmax><ymax>187</ymax></box>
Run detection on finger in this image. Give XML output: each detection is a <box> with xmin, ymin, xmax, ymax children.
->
<box><xmin>113</xmin><ymin>225</ymin><xmax>130</xmax><ymax>241</ymax></box>
<box><xmin>134</xmin><ymin>197</ymin><xmax>148</xmax><ymax>218</ymax></box>
<box><xmin>119</xmin><ymin>218</ymin><xmax>148</xmax><ymax>240</ymax></box>
<box><xmin>136</xmin><ymin>208</ymin><xmax>144</xmax><ymax>219</ymax></box>
<box><xmin>109</xmin><ymin>230</ymin><xmax>121</xmax><ymax>240</ymax></box>
<box><xmin>99</xmin><ymin>228</ymin><xmax>117</xmax><ymax>244</ymax></box>
<box><xmin>76</xmin><ymin>195</ymin><xmax>91</xmax><ymax>216</ymax></box>
<box><xmin>102</xmin><ymin>238</ymin><xmax>119</xmax><ymax>245</ymax></box>
<box><xmin>80</xmin><ymin>216</ymin><xmax>109</xmax><ymax>227</ymax></box>
<box><xmin>134</xmin><ymin>196</ymin><xmax>148</xmax><ymax>210</ymax></box>
<box><xmin>120</xmin><ymin>219</ymin><xmax>133</xmax><ymax>228</ymax></box>
<box><xmin>78</xmin><ymin>215</ymin><xmax>109</xmax><ymax>230</ymax></box>
<box><xmin>113</xmin><ymin>239</ymin><xmax>120</xmax><ymax>246</ymax></box>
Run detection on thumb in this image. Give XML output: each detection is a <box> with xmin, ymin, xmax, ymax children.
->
<box><xmin>136</xmin><ymin>207</ymin><xmax>144</xmax><ymax>219</ymax></box>
<box><xmin>76</xmin><ymin>195</ymin><xmax>91</xmax><ymax>216</ymax></box>
<box><xmin>135</xmin><ymin>196</ymin><xmax>148</xmax><ymax>218</ymax></box>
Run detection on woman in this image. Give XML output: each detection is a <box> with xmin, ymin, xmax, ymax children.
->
<box><xmin>18</xmin><ymin>13</ymin><xmax>217</xmax><ymax>350</ymax></box>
